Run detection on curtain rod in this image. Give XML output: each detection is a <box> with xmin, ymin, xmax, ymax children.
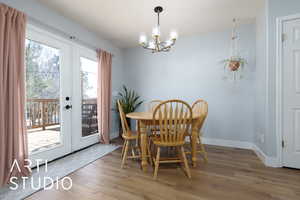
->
<box><xmin>28</xmin><ymin>16</ymin><xmax>115</xmax><ymax>57</ymax></box>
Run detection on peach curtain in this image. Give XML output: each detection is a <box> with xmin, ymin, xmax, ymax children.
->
<box><xmin>97</xmin><ymin>50</ymin><xmax>112</xmax><ymax>144</ymax></box>
<box><xmin>0</xmin><ymin>3</ymin><xmax>30</xmax><ymax>187</ymax></box>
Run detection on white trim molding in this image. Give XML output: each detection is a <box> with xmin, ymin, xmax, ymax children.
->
<box><xmin>110</xmin><ymin>131</ymin><xmax>120</xmax><ymax>140</ymax></box>
<box><xmin>252</xmin><ymin>144</ymin><xmax>280</xmax><ymax>167</ymax></box>
<box><xmin>202</xmin><ymin>137</ymin><xmax>253</xmax><ymax>150</ymax></box>
<box><xmin>202</xmin><ymin>137</ymin><xmax>280</xmax><ymax>167</ymax></box>
<box><xmin>275</xmin><ymin>16</ymin><xmax>284</xmax><ymax>168</ymax></box>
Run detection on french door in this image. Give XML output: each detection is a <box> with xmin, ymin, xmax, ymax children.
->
<box><xmin>72</xmin><ymin>46</ymin><xmax>100</xmax><ymax>151</ymax></box>
<box><xmin>25</xmin><ymin>25</ymin><xmax>100</xmax><ymax>165</ymax></box>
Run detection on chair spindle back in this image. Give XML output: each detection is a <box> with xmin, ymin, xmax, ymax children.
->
<box><xmin>152</xmin><ymin>100</ymin><xmax>193</xmax><ymax>144</ymax></box>
<box><xmin>117</xmin><ymin>100</ymin><xmax>131</xmax><ymax>136</ymax></box>
<box><xmin>192</xmin><ymin>99</ymin><xmax>208</xmax><ymax>131</ymax></box>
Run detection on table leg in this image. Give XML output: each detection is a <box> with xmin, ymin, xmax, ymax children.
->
<box><xmin>139</xmin><ymin>120</ymin><xmax>148</xmax><ymax>172</ymax></box>
<box><xmin>191</xmin><ymin>125</ymin><xmax>198</xmax><ymax>167</ymax></box>
<box><xmin>136</xmin><ymin>120</ymin><xmax>140</xmax><ymax>147</ymax></box>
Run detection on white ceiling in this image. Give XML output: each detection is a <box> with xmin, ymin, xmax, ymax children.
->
<box><xmin>36</xmin><ymin>0</ymin><xmax>263</xmax><ymax>48</ymax></box>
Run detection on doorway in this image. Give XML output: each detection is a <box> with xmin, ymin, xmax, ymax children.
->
<box><xmin>277</xmin><ymin>15</ymin><xmax>300</xmax><ymax>169</ymax></box>
<box><xmin>25</xmin><ymin>25</ymin><xmax>100</xmax><ymax>165</ymax></box>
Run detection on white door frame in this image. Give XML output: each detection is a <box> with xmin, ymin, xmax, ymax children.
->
<box><xmin>276</xmin><ymin>13</ymin><xmax>300</xmax><ymax>167</ymax></box>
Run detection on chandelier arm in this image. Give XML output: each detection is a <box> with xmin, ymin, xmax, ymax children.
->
<box><xmin>160</xmin><ymin>46</ymin><xmax>169</xmax><ymax>51</ymax></box>
<box><xmin>154</xmin><ymin>36</ymin><xmax>160</xmax><ymax>51</ymax></box>
<box><xmin>160</xmin><ymin>39</ymin><xmax>176</xmax><ymax>51</ymax></box>
<box><xmin>160</xmin><ymin>41</ymin><xmax>168</xmax><ymax>47</ymax></box>
<box><xmin>141</xmin><ymin>38</ymin><xmax>176</xmax><ymax>52</ymax></box>
<box><xmin>162</xmin><ymin>47</ymin><xmax>170</xmax><ymax>52</ymax></box>
<box><xmin>144</xmin><ymin>47</ymin><xmax>155</xmax><ymax>51</ymax></box>
<box><xmin>142</xmin><ymin>44</ymin><xmax>155</xmax><ymax>51</ymax></box>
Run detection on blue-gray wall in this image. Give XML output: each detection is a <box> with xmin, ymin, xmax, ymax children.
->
<box><xmin>0</xmin><ymin>0</ymin><xmax>124</xmax><ymax>139</ymax></box>
<box><xmin>123</xmin><ymin>24</ymin><xmax>256</xmax><ymax>143</ymax></box>
<box><xmin>255</xmin><ymin>0</ymin><xmax>268</xmax><ymax>156</ymax></box>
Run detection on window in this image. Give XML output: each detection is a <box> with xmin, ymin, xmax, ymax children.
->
<box><xmin>80</xmin><ymin>57</ymin><xmax>98</xmax><ymax>137</ymax></box>
<box><xmin>25</xmin><ymin>38</ymin><xmax>61</xmax><ymax>153</ymax></box>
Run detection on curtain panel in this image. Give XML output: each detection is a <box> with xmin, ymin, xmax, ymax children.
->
<box><xmin>0</xmin><ymin>3</ymin><xmax>30</xmax><ymax>187</ymax></box>
<box><xmin>96</xmin><ymin>49</ymin><xmax>112</xmax><ymax>144</ymax></box>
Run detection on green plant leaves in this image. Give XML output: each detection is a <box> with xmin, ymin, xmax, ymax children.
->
<box><xmin>116</xmin><ymin>85</ymin><xmax>143</xmax><ymax>114</ymax></box>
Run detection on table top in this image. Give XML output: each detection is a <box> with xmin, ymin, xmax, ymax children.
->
<box><xmin>126</xmin><ymin>111</ymin><xmax>203</xmax><ymax>120</ymax></box>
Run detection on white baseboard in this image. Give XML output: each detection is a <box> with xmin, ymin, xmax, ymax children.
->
<box><xmin>202</xmin><ymin>137</ymin><xmax>253</xmax><ymax>150</ymax></box>
<box><xmin>110</xmin><ymin>132</ymin><xmax>281</xmax><ymax>168</ymax></box>
<box><xmin>252</xmin><ymin>144</ymin><xmax>280</xmax><ymax>167</ymax></box>
<box><xmin>110</xmin><ymin>131</ymin><xmax>120</xmax><ymax>140</ymax></box>
<box><xmin>202</xmin><ymin>137</ymin><xmax>280</xmax><ymax>168</ymax></box>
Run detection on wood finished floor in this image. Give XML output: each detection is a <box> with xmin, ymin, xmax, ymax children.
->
<box><xmin>26</xmin><ymin>144</ymin><xmax>300</xmax><ymax>200</ymax></box>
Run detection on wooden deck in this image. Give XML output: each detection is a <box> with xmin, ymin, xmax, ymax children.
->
<box><xmin>26</xmin><ymin>98</ymin><xmax>98</xmax><ymax>140</ymax></box>
<box><xmin>26</xmin><ymin>143</ymin><xmax>300</xmax><ymax>200</ymax></box>
<box><xmin>27</xmin><ymin>125</ymin><xmax>60</xmax><ymax>153</ymax></box>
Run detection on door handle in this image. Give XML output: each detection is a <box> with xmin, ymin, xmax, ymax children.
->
<box><xmin>65</xmin><ymin>105</ymin><xmax>72</xmax><ymax>110</ymax></box>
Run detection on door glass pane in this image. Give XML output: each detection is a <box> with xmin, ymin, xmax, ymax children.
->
<box><xmin>80</xmin><ymin>57</ymin><xmax>98</xmax><ymax>137</ymax></box>
<box><xmin>25</xmin><ymin>39</ymin><xmax>61</xmax><ymax>153</ymax></box>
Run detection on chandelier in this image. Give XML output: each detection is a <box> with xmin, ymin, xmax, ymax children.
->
<box><xmin>139</xmin><ymin>6</ymin><xmax>178</xmax><ymax>53</ymax></box>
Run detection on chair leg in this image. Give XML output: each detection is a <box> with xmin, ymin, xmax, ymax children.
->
<box><xmin>153</xmin><ymin>147</ymin><xmax>160</xmax><ymax>180</ymax></box>
<box><xmin>121</xmin><ymin>140</ymin><xmax>129</xmax><ymax>169</ymax></box>
<box><xmin>149</xmin><ymin>137</ymin><xmax>156</xmax><ymax>161</ymax></box>
<box><xmin>189</xmin><ymin>136</ymin><xmax>193</xmax><ymax>155</ymax></box>
<box><xmin>176</xmin><ymin>146</ymin><xmax>184</xmax><ymax>168</ymax></box>
<box><xmin>181</xmin><ymin>146</ymin><xmax>191</xmax><ymax>179</ymax></box>
<box><xmin>147</xmin><ymin>141</ymin><xmax>153</xmax><ymax>166</ymax></box>
<box><xmin>121</xmin><ymin>140</ymin><xmax>126</xmax><ymax>158</ymax></box>
<box><xmin>199</xmin><ymin>136</ymin><xmax>208</xmax><ymax>163</ymax></box>
<box><xmin>131</xmin><ymin>142</ymin><xmax>136</xmax><ymax>158</ymax></box>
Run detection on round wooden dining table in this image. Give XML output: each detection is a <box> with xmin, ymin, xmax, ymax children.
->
<box><xmin>126</xmin><ymin>111</ymin><xmax>205</xmax><ymax>172</ymax></box>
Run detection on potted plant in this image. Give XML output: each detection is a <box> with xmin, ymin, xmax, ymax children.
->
<box><xmin>223</xmin><ymin>56</ymin><xmax>247</xmax><ymax>72</ymax></box>
<box><xmin>115</xmin><ymin>85</ymin><xmax>143</xmax><ymax>137</ymax></box>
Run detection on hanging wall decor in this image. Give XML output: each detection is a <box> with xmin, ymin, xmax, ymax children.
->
<box><xmin>222</xmin><ymin>18</ymin><xmax>247</xmax><ymax>81</ymax></box>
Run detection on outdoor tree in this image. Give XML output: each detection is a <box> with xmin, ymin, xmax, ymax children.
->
<box><xmin>25</xmin><ymin>39</ymin><xmax>60</xmax><ymax>99</ymax></box>
<box><xmin>25</xmin><ymin>39</ymin><xmax>94</xmax><ymax>100</ymax></box>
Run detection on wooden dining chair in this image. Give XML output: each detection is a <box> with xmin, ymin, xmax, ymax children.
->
<box><xmin>150</xmin><ymin>100</ymin><xmax>192</xmax><ymax>179</ymax></box>
<box><xmin>186</xmin><ymin>99</ymin><xmax>208</xmax><ymax>162</ymax></box>
<box><xmin>117</xmin><ymin>100</ymin><xmax>152</xmax><ymax>168</ymax></box>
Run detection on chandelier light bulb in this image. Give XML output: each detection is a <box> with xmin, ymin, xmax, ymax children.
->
<box><xmin>139</xmin><ymin>34</ymin><xmax>147</xmax><ymax>44</ymax></box>
<box><xmin>152</xmin><ymin>26</ymin><xmax>160</xmax><ymax>37</ymax></box>
<box><xmin>170</xmin><ymin>31</ymin><xmax>178</xmax><ymax>40</ymax></box>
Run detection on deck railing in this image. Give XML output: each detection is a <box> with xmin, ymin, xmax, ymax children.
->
<box><xmin>26</xmin><ymin>99</ymin><xmax>60</xmax><ymax>130</ymax></box>
<box><xmin>26</xmin><ymin>98</ymin><xmax>98</xmax><ymax>132</ymax></box>
<box><xmin>81</xmin><ymin>98</ymin><xmax>98</xmax><ymax>136</ymax></box>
